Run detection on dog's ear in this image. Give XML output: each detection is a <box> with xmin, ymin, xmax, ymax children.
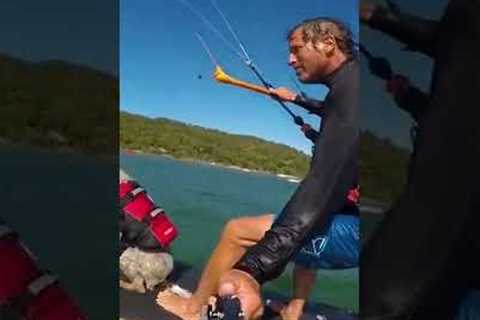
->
<box><xmin>119</xmin><ymin>278</ymin><xmax>146</xmax><ymax>294</ymax></box>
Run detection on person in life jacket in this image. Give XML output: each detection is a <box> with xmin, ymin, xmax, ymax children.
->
<box><xmin>119</xmin><ymin>169</ymin><xmax>178</xmax><ymax>293</ymax></box>
<box><xmin>156</xmin><ymin>18</ymin><xmax>360</xmax><ymax>320</ymax></box>
<box><xmin>0</xmin><ymin>220</ymin><xmax>87</xmax><ymax>320</ymax></box>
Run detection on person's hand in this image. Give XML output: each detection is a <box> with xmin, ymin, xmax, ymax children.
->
<box><xmin>386</xmin><ymin>74</ymin><xmax>410</xmax><ymax>96</ymax></box>
<box><xmin>269</xmin><ymin>87</ymin><xmax>297</xmax><ymax>102</ymax></box>
<box><xmin>301</xmin><ymin>123</ymin><xmax>312</xmax><ymax>134</ymax></box>
<box><xmin>217</xmin><ymin>269</ymin><xmax>263</xmax><ymax>319</ymax></box>
<box><xmin>265</xmin><ymin>299</ymin><xmax>304</xmax><ymax>320</ymax></box>
<box><xmin>360</xmin><ymin>1</ymin><xmax>378</xmax><ymax>23</ymax></box>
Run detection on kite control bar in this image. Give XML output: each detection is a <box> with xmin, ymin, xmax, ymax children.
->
<box><xmin>214</xmin><ymin>66</ymin><xmax>304</xmax><ymax>126</ymax></box>
<box><xmin>204</xmin><ymin>295</ymin><xmax>244</xmax><ymax>320</ymax></box>
<box><xmin>215</xmin><ymin>66</ymin><xmax>271</xmax><ymax>96</ymax></box>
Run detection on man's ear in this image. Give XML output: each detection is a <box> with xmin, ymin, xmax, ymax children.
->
<box><xmin>322</xmin><ymin>35</ymin><xmax>337</xmax><ymax>57</ymax></box>
<box><xmin>315</xmin><ymin>35</ymin><xmax>336</xmax><ymax>56</ymax></box>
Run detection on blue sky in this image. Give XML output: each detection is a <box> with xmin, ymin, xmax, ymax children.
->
<box><xmin>121</xmin><ymin>0</ymin><xmax>358</xmax><ymax>154</ymax></box>
<box><xmin>0</xmin><ymin>0</ymin><xmax>117</xmax><ymax>74</ymax></box>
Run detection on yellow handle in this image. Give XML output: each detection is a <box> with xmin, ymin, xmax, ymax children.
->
<box><xmin>214</xmin><ymin>65</ymin><xmax>271</xmax><ymax>96</ymax></box>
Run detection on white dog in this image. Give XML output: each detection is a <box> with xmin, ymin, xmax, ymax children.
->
<box><xmin>119</xmin><ymin>247</ymin><xmax>173</xmax><ymax>293</ymax></box>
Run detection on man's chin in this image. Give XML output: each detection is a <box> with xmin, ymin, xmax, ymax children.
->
<box><xmin>298</xmin><ymin>74</ymin><xmax>323</xmax><ymax>84</ymax></box>
<box><xmin>295</xmin><ymin>72</ymin><xmax>313</xmax><ymax>83</ymax></box>
<box><xmin>298</xmin><ymin>76</ymin><xmax>314</xmax><ymax>84</ymax></box>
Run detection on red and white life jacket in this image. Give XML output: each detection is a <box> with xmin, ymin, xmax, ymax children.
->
<box><xmin>0</xmin><ymin>224</ymin><xmax>87</xmax><ymax>320</ymax></box>
<box><xmin>119</xmin><ymin>179</ymin><xmax>178</xmax><ymax>248</ymax></box>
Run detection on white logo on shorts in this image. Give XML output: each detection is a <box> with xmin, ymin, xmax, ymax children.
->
<box><xmin>301</xmin><ymin>236</ymin><xmax>328</xmax><ymax>256</ymax></box>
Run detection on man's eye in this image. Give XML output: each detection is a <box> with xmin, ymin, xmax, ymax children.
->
<box><xmin>290</xmin><ymin>46</ymin><xmax>303</xmax><ymax>54</ymax></box>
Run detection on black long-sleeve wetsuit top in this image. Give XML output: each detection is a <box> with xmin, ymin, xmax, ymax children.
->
<box><xmin>293</xmin><ymin>94</ymin><xmax>324</xmax><ymax>142</ymax></box>
<box><xmin>234</xmin><ymin>58</ymin><xmax>359</xmax><ymax>284</ymax></box>
<box><xmin>293</xmin><ymin>94</ymin><xmax>324</xmax><ymax>116</ymax></box>
<box><xmin>368</xmin><ymin>3</ymin><xmax>439</xmax><ymax>57</ymax></box>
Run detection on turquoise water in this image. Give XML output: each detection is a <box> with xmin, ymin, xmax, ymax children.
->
<box><xmin>121</xmin><ymin>153</ymin><xmax>359</xmax><ymax>311</ymax></box>
<box><xmin>1</xmin><ymin>146</ymin><xmax>117</xmax><ymax>320</ymax></box>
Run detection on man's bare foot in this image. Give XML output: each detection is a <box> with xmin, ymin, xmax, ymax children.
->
<box><xmin>266</xmin><ymin>299</ymin><xmax>304</xmax><ymax>320</ymax></box>
<box><xmin>156</xmin><ymin>289</ymin><xmax>201</xmax><ymax>320</ymax></box>
<box><xmin>281</xmin><ymin>299</ymin><xmax>305</xmax><ymax>320</ymax></box>
<box><xmin>280</xmin><ymin>305</ymin><xmax>303</xmax><ymax>320</ymax></box>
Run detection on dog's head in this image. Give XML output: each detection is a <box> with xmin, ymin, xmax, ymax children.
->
<box><xmin>120</xmin><ymin>247</ymin><xmax>174</xmax><ymax>292</ymax></box>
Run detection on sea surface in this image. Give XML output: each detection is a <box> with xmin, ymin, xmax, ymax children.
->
<box><xmin>0</xmin><ymin>145</ymin><xmax>359</xmax><ymax>320</ymax></box>
<box><xmin>120</xmin><ymin>152</ymin><xmax>359</xmax><ymax>311</ymax></box>
<box><xmin>1</xmin><ymin>146</ymin><xmax>118</xmax><ymax>320</ymax></box>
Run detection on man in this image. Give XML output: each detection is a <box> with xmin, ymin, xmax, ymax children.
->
<box><xmin>359</xmin><ymin>1</ymin><xmax>480</xmax><ymax>319</ymax></box>
<box><xmin>156</xmin><ymin>17</ymin><xmax>359</xmax><ymax>320</ymax></box>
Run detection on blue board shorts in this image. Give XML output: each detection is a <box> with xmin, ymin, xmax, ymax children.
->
<box><xmin>275</xmin><ymin>213</ymin><xmax>359</xmax><ymax>270</ymax></box>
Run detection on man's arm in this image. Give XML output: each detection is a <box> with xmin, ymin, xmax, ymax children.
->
<box><xmin>362</xmin><ymin>51</ymin><xmax>429</xmax><ymax>122</ymax></box>
<box><xmin>233</xmin><ymin>117</ymin><xmax>358</xmax><ymax>284</ymax></box>
<box><xmin>386</xmin><ymin>75</ymin><xmax>429</xmax><ymax>123</ymax></box>
<box><xmin>284</xmin><ymin>265</ymin><xmax>317</xmax><ymax>318</ymax></box>
<box><xmin>361</xmin><ymin>1</ymin><xmax>439</xmax><ymax>57</ymax></box>
<box><xmin>269</xmin><ymin>87</ymin><xmax>324</xmax><ymax>116</ymax></box>
<box><xmin>293</xmin><ymin>95</ymin><xmax>324</xmax><ymax>116</ymax></box>
<box><xmin>298</xmin><ymin>123</ymin><xmax>320</xmax><ymax>144</ymax></box>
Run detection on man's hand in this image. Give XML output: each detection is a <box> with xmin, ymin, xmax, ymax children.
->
<box><xmin>217</xmin><ymin>269</ymin><xmax>263</xmax><ymax>319</ymax></box>
<box><xmin>301</xmin><ymin>123</ymin><xmax>312</xmax><ymax>134</ymax></box>
<box><xmin>361</xmin><ymin>1</ymin><xmax>397</xmax><ymax>24</ymax></box>
<box><xmin>360</xmin><ymin>1</ymin><xmax>377</xmax><ymax>23</ymax></box>
<box><xmin>269</xmin><ymin>87</ymin><xmax>297</xmax><ymax>102</ymax></box>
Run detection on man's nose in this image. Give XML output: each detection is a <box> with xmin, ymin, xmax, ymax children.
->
<box><xmin>289</xmin><ymin>53</ymin><xmax>298</xmax><ymax>66</ymax></box>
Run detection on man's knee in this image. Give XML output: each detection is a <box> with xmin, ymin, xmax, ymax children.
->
<box><xmin>220</xmin><ymin>215</ymin><xmax>272</xmax><ymax>246</ymax></box>
<box><xmin>220</xmin><ymin>218</ymin><xmax>248</xmax><ymax>246</ymax></box>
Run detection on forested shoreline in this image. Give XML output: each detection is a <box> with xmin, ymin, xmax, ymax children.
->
<box><xmin>120</xmin><ymin>112</ymin><xmax>409</xmax><ymax>203</ymax></box>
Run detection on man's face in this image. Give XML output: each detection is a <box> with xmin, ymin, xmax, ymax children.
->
<box><xmin>288</xmin><ymin>28</ymin><xmax>329</xmax><ymax>83</ymax></box>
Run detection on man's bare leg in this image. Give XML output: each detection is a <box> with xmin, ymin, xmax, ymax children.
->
<box><xmin>282</xmin><ymin>264</ymin><xmax>317</xmax><ymax>320</ymax></box>
<box><xmin>156</xmin><ymin>214</ymin><xmax>274</xmax><ymax>319</ymax></box>
<box><xmin>268</xmin><ymin>264</ymin><xmax>317</xmax><ymax>320</ymax></box>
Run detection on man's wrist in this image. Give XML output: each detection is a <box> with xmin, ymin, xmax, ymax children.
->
<box><xmin>368</xmin><ymin>5</ymin><xmax>394</xmax><ymax>29</ymax></box>
<box><xmin>231</xmin><ymin>268</ymin><xmax>261</xmax><ymax>290</ymax></box>
<box><xmin>293</xmin><ymin>94</ymin><xmax>304</xmax><ymax>104</ymax></box>
<box><xmin>233</xmin><ymin>261</ymin><xmax>264</xmax><ymax>285</ymax></box>
<box><xmin>288</xmin><ymin>298</ymin><xmax>306</xmax><ymax>310</ymax></box>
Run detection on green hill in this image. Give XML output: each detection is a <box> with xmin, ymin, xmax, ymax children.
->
<box><xmin>120</xmin><ymin>112</ymin><xmax>311</xmax><ymax>177</ymax></box>
<box><xmin>120</xmin><ymin>112</ymin><xmax>410</xmax><ymax>203</ymax></box>
<box><xmin>360</xmin><ymin>130</ymin><xmax>409</xmax><ymax>203</ymax></box>
<box><xmin>0</xmin><ymin>53</ymin><xmax>117</xmax><ymax>154</ymax></box>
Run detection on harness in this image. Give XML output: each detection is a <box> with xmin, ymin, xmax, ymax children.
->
<box><xmin>346</xmin><ymin>185</ymin><xmax>360</xmax><ymax>207</ymax></box>
<box><xmin>0</xmin><ymin>224</ymin><xmax>87</xmax><ymax>320</ymax></box>
<box><xmin>119</xmin><ymin>179</ymin><xmax>178</xmax><ymax>248</ymax></box>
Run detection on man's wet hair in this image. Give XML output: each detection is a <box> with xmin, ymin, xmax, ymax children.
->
<box><xmin>287</xmin><ymin>17</ymin><xmax>358</xmax><ymax>59</ymax></box>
